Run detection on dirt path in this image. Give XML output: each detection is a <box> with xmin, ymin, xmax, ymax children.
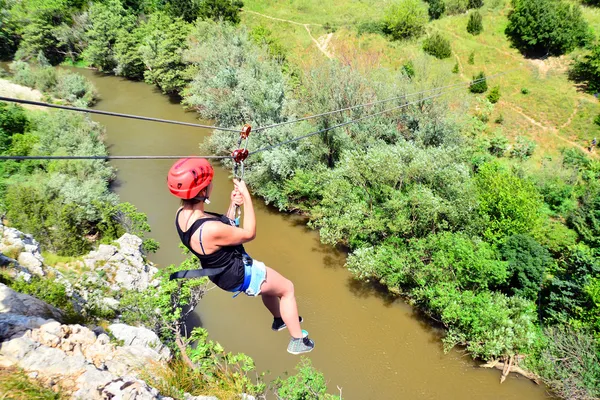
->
<box><xmin>243</xmin><ymin>9</ymin><xmax>334</xmax><ymax>59</ymax></box>
<box><xmin>501</xmin><ymin>100</ymin><xmax>597</xmax><ymax>158</ymax></box>
<box><xmin>0</xmin><ymin>79</ymin><xmax>45</xmax><ymax>110</ymax></box>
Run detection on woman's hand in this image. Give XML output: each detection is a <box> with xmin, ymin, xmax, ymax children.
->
<box><xmin>231</xmin><ymin>188</ymin><xmax>244</xmax><ymax>205</ymax></box>
<box><xmin>233</xmin><ymin>179</ymin><xmax>250</xmax><ymax>199</ymax></box>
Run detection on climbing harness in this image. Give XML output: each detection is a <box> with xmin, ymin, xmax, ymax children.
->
<box><xmin>232</xmin><ymin>124</ymin><xmax>251</xmax><ymax>226</ymax></box>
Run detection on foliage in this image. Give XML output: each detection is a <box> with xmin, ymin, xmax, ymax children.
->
<box><xmin>510</xmin><ymin>136</ymin><xmax>536</xmax><ymax>160</ymax></box>
<box><xmin>401</xmin><ymin>60</ymin><xmax>415</xmax><ymax>78</ymax></box>
<box><xmin>595</xmin><ymin>114</ymin><xmax>600</xmax><ymax>127</ymax></box>
<box><xmin>425</xmin><ymin>0</ymin><xmax>446</xmax><ymax>20</ymax></box>
<box><xmin>444</xmin><ymin>0</ymin><xmax>468</xmax><ymax>15</ymax></box>
<box><xmin>521</xmin><ymin>87</ymin><xmax>529</xmax><ymax>94</ymax></box>
<box><xmin>275</xmin><ymin>358</ymin><xmax>338</xmax><ymax>400</ymax></box>
<box><xmin>569</xmin><ymin>45</ymin><xmax>600</xmax><ymax>94</ymax></box>
<box><xmin>486</xmin><ymin>85</ymin><xmax>500</xmax><ymax>103</ymax></box>
<box><xmin>468</xmin><ymin>51</ymin><xmax>475</xmax><ymax>64</ymax></box>
<box><xmin>467</xmin><ymin>11</ymin><xmax>483</xmax><ymax>35</ymax></box>
<box><xmin>469</xmin><ymin>71</ymin><xmax>487</xmax><ymax>93</ymax></box>
<box><xmin>83</xmin><ymin>0</ymin><xmax>136</xmax><ymax>72</ymax></box>
<box><xmin>568</xmin><ymin>181</ymin><xmax>600</xmax><ymax>248</ymax></box>
<box><xmin>197</xmin><ymin>0</ymin><xmax>244</xmax><ymax>24</ymax></box>
<box><xmin>0</xmin><ymin>367</ymin><xmax>64</xmax><ymax>400</ymax></box>
<box><xmin>423</xmin><ymin>33</ymin><xmax>452</xmax><ymax>59</ymax></box>
<box><xmin>533</xmin><ymin>326</ymin><xmax>600</xmax><ymax>400</ymax></box>
<box><xmin>488</xmin><ymin>132</ymin><xmax>508</xmax><ymax>157</ymax></box>
<box><xmin>383</xmin><ymin>0</ymin><xmax>429</xmax><ymax>40</ymax></box>
<box><xmin>10</xmin><ymin>61</ymin><xmax>97</xmax><ymax>106</ymax></box>
<box><xmin>505</xmin><ymin>0</ymin><xmax>590</xmax><ymax>56</ymax></box>
<box><xmin>0</xmin><ymin>102</ymin><xmax>29</xmax><ymax>153</ymax></box>
<box><xmin>468</xmin><ymin>0</ymin><xmax>484</xmax><ymax>8</ymax></box>
<box><xmin>8</xmin><ymin>275</ymin><xmax>83</xmax><ymax>323</ymax></box>
<box><xmin>183</xmin><ymin>21</ymin><xmax>285</xmax><ymax>126</ymax></box>
<box><xmin>499</xmin><ymin>234</ymin><xmax>553</xmax><ymax>300</ymax></box>
<box><xmin>475</xmin><ymin>162</ymin><xmax>543</xmax><ymax>242</ymax></box>
<box><xmin>452</xmin><ymin>62</ymin><xmax>459</xmax><ymax>74</ymax></box>
<box><xmin>542</xmin><ymin>244</ymin><xmax>600</xmax><ymax>330</ymax></box>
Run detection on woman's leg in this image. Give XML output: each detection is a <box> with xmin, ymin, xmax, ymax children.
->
<box><xmin>261</xmin><ymin>295</ymin><xmax>281</xmax><ymax>318</ymax></box>
<box><xmin>260</xmin><ymin>266</ymin><xmax>302</xmax><ymax>338</ymax></box>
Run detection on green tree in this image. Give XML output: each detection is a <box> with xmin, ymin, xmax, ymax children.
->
<box><xmin>469</xmin><ymin>71</ymin><xmax>487</xmax><ymax>93</ymax></box>
<box><xmin>113</xmin><ymin>28</ymin><xmax>145</xmax><ymax>80</ymax></box>
<box><xmin>139</xmin><ymin>12</ymin><xmax>191</xmax><ymax>94</ymax></box>
<box><xmin>383</xmin><ymin>0</ymin><xmax>429</xmax><ymax>40</ymax></box>
<box><xmin>475</xmin><ymin>162</ymin><xmax>543</xmax><ymax>242</ymax></box>
<box><xmin>425</xmin><ymin>0</ymin><xmax>446</xmax><ymax>19</ymax></box>
<box><xmin>423</xmin><ymin>32</ymin><xmax>452</xmax><ymax>59</ymax></box>
<box><xmin>487</xmin><ymin>85</ymin><xmax>500</xmax><ymax>103</ymax></box>
<box><xmin>569</xmin><ymin>45</ymin><xmax>600</xmax><ymax>94</ymax></box>
<box><xmin>197</xmin><ymin>0</ymin><xmax>244</xmax><ymax>24</ymax></box>
<box><xmin>275</xmin><ymin>358</ymin><xmax>337</xmax><ymax>400</ymax></box>
<box><xmin>568</xmin><ymin>181</ymin><xmax>600</xmax><ymax>248</ymax></box>
<box><xmin>467</xmin><ymin>11</ymin><xmax>483</xmax><ymax>35</ymax></box>
<box><xmin>0</xmin><ymin>102</ymin><xmax>29</xmax><ymax>153</ymax></box>
<box><xmin>500</xmin><ymin>234</ymin><xmax>553</xmax><ymax>300</ymax></box>
<box><xmin>83</xmin><ymin>0</ymin><xmax>135</xmax><ymax>72</ymax></box>
<box><xmin>505</xmin><ymin>0</ymin><xmax>590</xmax><ymax>56</ymax></box>
<box><xmin>0</xmin><ymin>0</ymin><xmax>19</xmax><ymax>60</ymax></box>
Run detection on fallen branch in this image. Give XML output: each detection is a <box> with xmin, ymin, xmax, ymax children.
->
<box><xmin>481</xmin><ymin>358</ymin><xmax>541</xmax><ymax>384</ymax></box>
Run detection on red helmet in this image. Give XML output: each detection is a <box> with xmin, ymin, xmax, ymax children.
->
<box><xmin>167</xmin><ymin>158</ymin><xmax>214</xmax><ymax>199</ymax></box>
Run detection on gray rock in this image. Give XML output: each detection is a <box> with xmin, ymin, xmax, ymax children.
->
<box><xmin>73</xmin><ymin>365</ymin><xmax>116</xmax><ymax>400</ymax></box>
<box><xmin>0</xmin><ymin>313</ymin><xmax>49</xmax><ymax>341</ymax></box>
<box><xmin>184</xmin><ymin>394</ymin><xmax>219</xmax><ymax>400</ymax></box>
<box><xmin>17</xmin><ymin>252</ymin><xmax>44</xmax><ymax>275</ymax></box>
<box><xmin>0</xmin><ymin>284</ymin><xmax>63</xmax><ymax>321</ymax></box>
<box><xmin>0</xmin><ymin>335</ymin><xmax>40</xmax><ymax>363</ymax></box>
<box><xmin>19</xmin><ymin>344</ymin><xmax>87</xmax><ymax>375</ymax></box>
<box><xmin>105</xmin><ymin>345</ymin><xmax>164</xmax><ymax>376</ymax></box>
<box><xmin>108</xmin><ymin>324</ymin><xmax>171</xmax><ymax>361</ymax></box>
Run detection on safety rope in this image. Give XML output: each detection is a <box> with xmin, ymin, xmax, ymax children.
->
<box><xmin>0</xmin><ymin>97</ymin><xmax>241</xmax><ymax>132</ymax></box>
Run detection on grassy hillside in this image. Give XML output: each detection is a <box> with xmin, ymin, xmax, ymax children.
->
<box><xmin>241</xmin><ymin>0</ymin><xmax>600</xmax><ymax>161</ymax></box>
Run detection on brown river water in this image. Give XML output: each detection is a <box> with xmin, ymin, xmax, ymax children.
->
<box><xmin>69</xmin><ymin>69</ymin><xmax>552</xmax><ymax>399</ymax></box>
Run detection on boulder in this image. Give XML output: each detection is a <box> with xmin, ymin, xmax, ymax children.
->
<box><xmin>108</xmin><ymin>324</ymin><xmax>171</xmax><ymax>361</ymax></box>
<box><xmin>0</xmin><ymin>283</ymin><xmax>64</xmax><ymax>321</ymax></box>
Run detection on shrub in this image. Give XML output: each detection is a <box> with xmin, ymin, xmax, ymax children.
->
<box><xmin>487</xmin><ymin>85</ymin><xmax>500</xmax><ymax>103</ymax></box>
<box><xmin>468</xmin><ymin>51</ymin><xmax>475</xmax><ymax>64</ymax></box>
<box><xmin>510</xmin><ymin>136</ymin><xmax>536</xmax><ymax>160</ymax></box>
<box><xmin>595</xmin><ymin>114</ymin><xmax>600</xmax><ymax>127</ymax></box>
<box><xmin>469</xmin><ymin>71</ymin><xmax>488</xmax><ymax>93</ymax></box>
<box><xmin>357</xmin><ymin>21</ymin><xmax>387</xmax><ymax>36</ymax></box>
<box><xmin>383</xmin><ymin>0</ymin><xmax>429</xmax><ymax>40</ymax></box>
<box><xmin>569</xmin><ymin>45</ymin><xmax>600</xmax><ymax>94</ymax></box>
<box><xmin>445</xmin><ymin>0</ymin><xmax>468</xmax><ymax>14</ymax></box>
<box><xmin>275</xmin><ymin>358</ymin><xmax>337</xmax><ymax>400</ymax></box>
<box><xmin>452</xmin><ymin>62</ymin><xmax>459</xmax><ymax>73</ymax></box>
<box><xmin>468</xmin><ymin>0</ymin><xmax>484</xmax><ymax>8</ymax></box>
<box><xmin>425</xmin><ymin>0</ymin><xmax>446</xmax><ymax>19</ymax></box>
<box><xmin>521</xmin><ymin>87</ymin><xmax>529</xmax><ymax>94</ymax></box>
<box><xmin>402</xmin><ymin>60</ymin><xmax>415</xmax><ymax>78</ymax></box>
<box><xmin>488</xmin><ymin>133</ymin><xmax>508</xmax><ymax>156</ymax></box>
<box><xmin>495</xmin><ymin>114</ymin><xmax>504</xmax><ymax>124</ymax></box>
<box><xmin>467</xmin><ymin>11</ymin><xmax>483</xmax><ymax>35</ymax></box>
<box><xmin>423</xmin><ymin>33</ymin><xmax>452</xmax><ymax>59</ymax></box>
<box><xmin>505</xmin><ymin>0</ymin><xmax>590</xmax><ymax>56</ymax></box>
<box><xmin>54</xmin><ymin>71</ymin><xmax>98</xmax><ymax>106</ymax></box>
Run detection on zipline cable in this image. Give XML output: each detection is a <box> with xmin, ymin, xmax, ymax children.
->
<box><xmin>250</xmin><ymin>85</ymin><xmax>463</xmax><ymax>155</ymax></box>
<box><xmin>0</xmin><ymin>96</ymin><xmax>241</xmax><ymax>132</ymax></box>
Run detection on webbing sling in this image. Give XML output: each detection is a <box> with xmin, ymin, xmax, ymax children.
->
<box><xmin>169</xmin><ymin>265</ymin><xmax>228</xmax><ymax>280</ymax></box>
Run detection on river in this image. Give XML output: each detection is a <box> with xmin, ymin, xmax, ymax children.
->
<box><xmin>71</xmin><ymin>69</ymin><xmax>551</xmax><ymax>399</ymax></box>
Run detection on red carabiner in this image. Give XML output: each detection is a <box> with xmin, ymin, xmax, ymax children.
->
<box><xmin>232</xmin><ymin>149</ymin><xmax>249</xmax><ymax>163</ymax></box>
<box><xmin>241</xmin><ymin>124</ymin><xmax>251</xmax><ymax>139</ymax></box>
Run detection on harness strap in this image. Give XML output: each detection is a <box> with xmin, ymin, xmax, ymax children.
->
<box><xmin>169</xmin><ymin>265</ymin><xmax>228</xmax><ymax>280</ymax></box>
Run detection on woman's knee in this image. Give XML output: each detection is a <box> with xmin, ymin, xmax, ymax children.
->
<box><xmin>282</xmin><ymin>279</ymin><xmax>295</xmax><ymax>296</ymax></box>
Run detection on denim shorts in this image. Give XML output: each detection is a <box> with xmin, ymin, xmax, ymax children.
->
<box><xmin>231</xmin><ymin>259</ymin><xmax>267</xmax><ymax>297</ymax></box>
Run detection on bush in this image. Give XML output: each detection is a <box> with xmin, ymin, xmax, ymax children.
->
<box><xmin>423</xmin><ymin>33</ymin><xmax>452</xmax><ymax>59</ymax></box>
<box><xmin>521</xmin><ymin>87</ymin><xmax>529</xmax><ymax>94</ymax></box>
<box><xmin>510</xmin><ymin>136</ymin><xmax>536</xmax><ymax>160</ymax></box>
<box><xmin>275</xmin><ymin>358</ymin><xmax>337</xmax><ymax>400</ymax></box>
<box><xmin>487</xmin><ymin>85</ymin><xmax>500</xmax><ymax>103</ymax></box>
<box><xmin>469</xmin><ymin>71</ymin><xmax>488</xmax><ymax>93</ymax></box>
<box><xmin>468</xmin><ymin>51</ymin><xmax>475</xmax><ymax>64</ymax></box>
<box><xmin>505</xmin><ymin>0</ymin><xmax>590</xmax><ymax>56</ymax></box>
<box><xmin>467</xmin><ymin>11</ymin><xmax>483</xmax><ymax>35</ymax></box>
<box><xmin>468</xmin><ymin>0</ymin><xmax>484</xmax><ymax>8</ymax></box>
<box><xmin>54</xmin><ymin>71</ymin><xmax>98</xmax><ymax>106</ymax></box>
<box><xmin>383</xmin><ymin>0</ymin><xmax>429</xmax><ymax>40</ymax></box>
<box><xmin>452</xmin><ymin>62</ymin><xmax>459</xmax><ymax>74</ymax></box>
<box><xmin>488</xmin><ymin>133</ymin><xmax>508</xmax><ymax>156</ymax></box>
<box><xmin>495</xmin><ymin>113</ymin><xmax>504</xmax><ymax>124</ymax></box>
<box><xmin>445</xmin><ymin>0</ymin><xmax>468</xmax><ymax>14</ymax></box>
<box><xmin>356</xmin><ymin>21</ymin><xmax>387</xmax><ymax>36</ymax></box>
<box><xmin>569</xmin><ymin>45</ymin><xmax>600</xmax><ymax>94</ymax></box>
<box><xmin>425</xmin><ymin>0</ymin><xmax>446</xmax><ymax>19</ymax></box>
<box><xmin>402</xmin><ymin>60</ymin><xmax>415</xmax><ymax>78</ymax></box>
<box><xmin>595</xmin><ymin>114</ymin><xmax>600</xmax><ymax>127</ymax></box>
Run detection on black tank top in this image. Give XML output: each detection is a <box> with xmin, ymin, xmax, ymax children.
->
<box><xmin>175</xmin><ymin>209</ymin><xmax>245</xmax><ymax>291</ymax></box>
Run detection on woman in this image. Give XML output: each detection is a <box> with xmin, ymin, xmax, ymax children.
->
<box><xmin>167</xmin><ymin>157</ymin><xmax>315</xmax><ymax>354</ymax></box>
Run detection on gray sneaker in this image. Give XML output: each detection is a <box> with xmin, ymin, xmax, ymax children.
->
<box><xmin>287</xmin><ymin>330</ymin><xmax>314</xmax><ymax>355</ymax></box>
<box><xmin>272</xmin><ymin>316</ymin><xmax>303</xmax><ymax>332</ymax></box>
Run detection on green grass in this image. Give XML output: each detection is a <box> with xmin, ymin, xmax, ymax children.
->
<box><xmin>240</xmin><ymin>0</ymin><xmax>600</xmax><ymax>159</ymax></box>
<box><xmin>0</xmin><ymin>367</ymin><xmax>64</xmax><ymax>400</ymax></box>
